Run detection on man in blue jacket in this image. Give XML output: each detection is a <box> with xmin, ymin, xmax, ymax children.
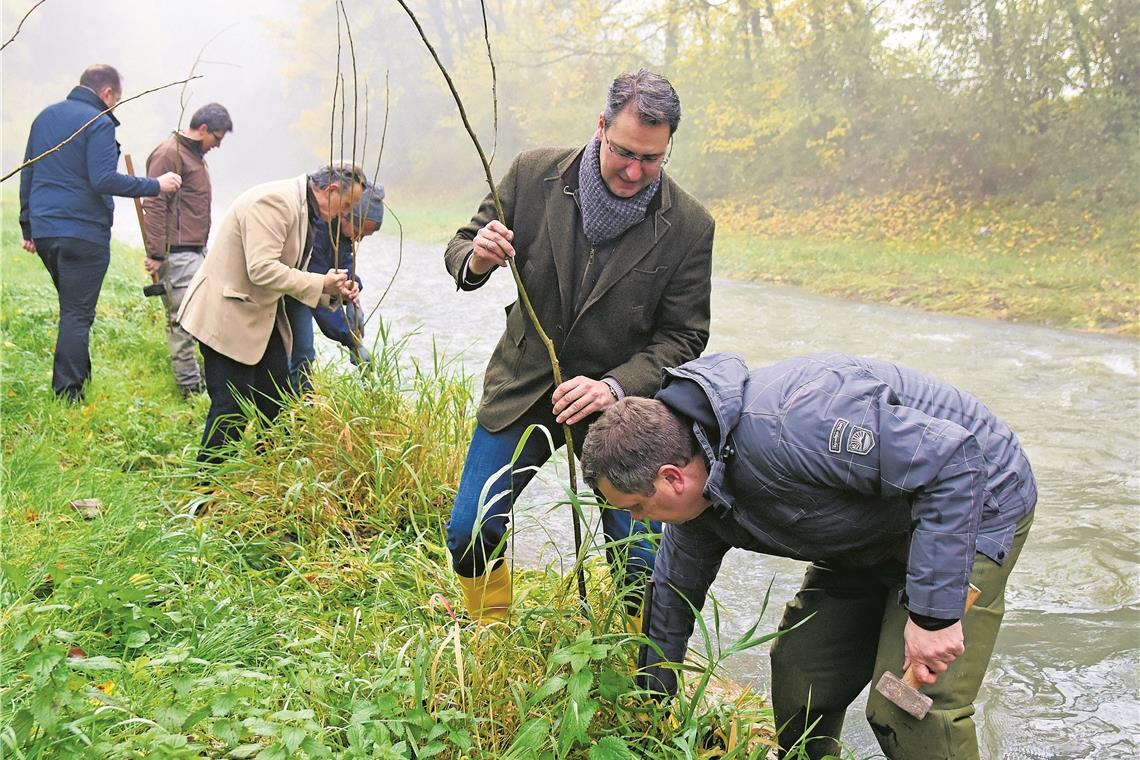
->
<box><xmin>581</xmin><ymin>352</ymin><xmax>1036</xmax><ymax>760</ymax></box>
<box><xmin>20</xmin><ymin>64</ymin><xmax>182</xmax><ymax>402</ymax></box>
<box><xmin>285</xmin><ymin>184</ymin><xmax>384</xmax><ymax>392</ymax></box>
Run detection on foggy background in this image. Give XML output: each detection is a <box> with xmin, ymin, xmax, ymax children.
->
<box><xmin>4</xmin><ymin>0</ymin><xmax>1133</xmax><ymax>249</ymax></box>
<box><xmin>5</xmin><ymin>1</ymin><xmax>289</xmax><ymax>243</ymax></box>
<box><xmin>2</xmin><ymin>0</ymin><xmax>470</xmax><ymax>245</ymax></box>
<box><xmin>1</xmin><ymin>0</ymin><xmax>630</xmax><ymax>244</ymax></box>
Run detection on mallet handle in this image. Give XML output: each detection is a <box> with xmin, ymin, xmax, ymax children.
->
<box><xmin>123</xmin><ymin>154</ymin><xmax>161</xmax><ymax>286</ymax></box>
<box><xmin>901</xmin><ymin>583</ymin><xmax>982</xmax><ymax>689</ymax></box>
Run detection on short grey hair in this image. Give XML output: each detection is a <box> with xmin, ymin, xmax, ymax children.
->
<box><xmin>308</xmin><ymin>162</ymin><xmax>366</xmax><ymax>192</ymax></box>
<box><xmin>79</xmin><ymin>64</ymin><xmax>121</xmax><ymax>95</ymax></box>
<box><xmin>581</xmin><ymin>397</ymin><xmax>697</xmax><ymax>495</ymax></box>
<box><xmin>189</xmin><ymin>103</ymin><xmax>233</xmax><ymax>133</ymax></box>
<box><xmin>603</xmin><ymin>69</ymin><xmax>682</xmax><ymax>135</ymax></box>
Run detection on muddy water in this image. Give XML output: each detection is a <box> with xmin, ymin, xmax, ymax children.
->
<box><xmin>351</xmin><ymin>234</ymin><xmax>1138</xmax><ymax>760</ymax></box>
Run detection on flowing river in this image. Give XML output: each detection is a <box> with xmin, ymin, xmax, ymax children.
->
<box><xmin>348</xmin><ymin>232</ymin><xmax>1138</xmax><ymax>760</ymax></box>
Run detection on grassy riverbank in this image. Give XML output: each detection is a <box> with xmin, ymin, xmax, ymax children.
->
<box><xmin>396</xmin><ymin>187</ymin><xmax>1138</xmax><ymax>337</ymax></box>
<box><xmin>0</xmin><ymin>202</ymin><xmax>810</xmax><ymax>757</ymax></box>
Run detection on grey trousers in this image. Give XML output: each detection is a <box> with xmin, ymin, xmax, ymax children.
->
<box><xmin>771</xmin><ymin>511</ymin><xmax>1034</xmax><ymax>760</ymax></box>
<box><xmin>160</xmin><ymin>250</ymin><xmax>205</xmax><ymax>389</ymax></box>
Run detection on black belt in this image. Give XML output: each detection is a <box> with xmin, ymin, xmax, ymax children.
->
<box><xmin>168</xmin><ymin>245</ymin><xmax>204</xmax><ymax>253</ymax></box>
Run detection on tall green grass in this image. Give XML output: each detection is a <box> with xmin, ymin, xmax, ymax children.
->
<box><xmin>1</xmin><ymin>194</ymin><xmax>868</xmax><ymax>758</ymax></box>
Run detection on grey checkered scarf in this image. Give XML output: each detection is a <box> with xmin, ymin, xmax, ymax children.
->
<box><xmin>577</xmin><ymin>136</ymin><xmax>660</xmax><ymax>245</ymax></box>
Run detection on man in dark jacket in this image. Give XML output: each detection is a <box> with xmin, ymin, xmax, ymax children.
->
<box><xmin>143</xmin><ymin>102</ymin><xmax>234</xmax><ymax>398</ymax></box>
<box><xmin>581</xmin><ymin>352</ymin><xmax>1036</xmax><ymax>760</ymax></box>
<box><xmin>443</xmin><ymin>70</ymin><xmax>714</xmax><ymax>624</ymax></box>
<box><xmin>19</xmin><ymin>64</ymin><xmax>182</xmax><ymax>402</ymax></box>
<box><xmin>285</xmin><ymin>183</ymin><xmax>385</xmax><ymax>392</ymax></box>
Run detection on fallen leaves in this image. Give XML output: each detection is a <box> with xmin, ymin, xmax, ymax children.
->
<box><xmin>68</xmin><ymin>498</ymin><xmax>103</xmax><ymax>520</ymax></box>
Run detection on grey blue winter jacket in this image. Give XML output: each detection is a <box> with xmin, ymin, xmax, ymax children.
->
<box><xmin>641</xmin><ymin>352</ymin><xmax>1036</xmax><ymax>694</ymax></box>
<box><xmin>20</xmin><ymin>86</ymin><xmax>159</xmax><ymax>246</ymax></box>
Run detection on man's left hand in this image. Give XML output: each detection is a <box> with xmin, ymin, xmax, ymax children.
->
<box><xmin>552</xmin><ymin>376</ymin><xmax>616</xmax><ymax>425</ymax></box>
<box><xmin>903</xmin><ymin>619</ymin><xmax>965</xmax><ymax>686</ymax></box>
<box><xmin>323</xmin><ymin>268</ymin><xmax>357</xmax><ymax>298</ymax></box>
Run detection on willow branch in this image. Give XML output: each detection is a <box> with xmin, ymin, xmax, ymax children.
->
<box><xmin>346</xmin><ymin>72</ymin><xmax>398</xmax><ymax>341</ymax></box>
<box><xmin>337</xmin><ymin>72</ymin><xmax>347</xmax><ymax>251</ymax></box>
<box><xmin>365</xmin><ymin>77</ymin><xmax>399</xmax><ymax>320</ymax></box>
<box><xmin>327</xmin><ymin>8</ymin><xmax>344</xmax><ymax>268</ymax></box>
<box><xmin>362</xmin><ymin>202</ymin><xmax>403</xmax><ymax>329</ymax></box>
<box><xmin>1</xmin><ymin>76</ymin><xmax>201</xmax><ymax>183</ymax></box>
<box><xmin>479</xmin><ymin>1</ymin><xmax>499</xmax><ymax>164</ymax></box>
<box><xmin>1</xmin><ymin>0</ymin><xmax>47</xmax><ymax>52</ymax></box>
<box><xmin>342</xmin><ymin>1</ymin><xmax>360</xmax><ymax>182</ymax></box>
<box><xmin>174</xmin><ymin>25</ymin><xmax>235</xmax><ymax>127</ymax></box>
<box><xmin>341</xmin><ymin>1</ymin><xmax>363</xmax><ymax>343</ymax></box>
<box><xmin>394</xmin><ymin>0</ymin><xmax>587</xmax><ymax>606</ymax></box>
<box><xmin>162</xmin><ymin>39</ymin><xmax>217</xmax><ymax>258</ymax></box>
<box><xmin>394</xmin><ymin>0</ymin><xmax>558</xmax><ymax>383</ymax></box>
<box><xmin>375</xmin><ymin>73</ymin><xmax>391</xmax><ymax>171</ymax></box>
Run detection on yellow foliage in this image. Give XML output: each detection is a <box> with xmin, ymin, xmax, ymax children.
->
<box><xmin>709</xmin><ymin>184</ymin><xmax>1111</xmax><ymax>260</ymax></box>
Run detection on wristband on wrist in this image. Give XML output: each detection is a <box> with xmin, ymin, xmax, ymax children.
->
<box><xmin>602</xmin><ymin>377</ymin><xmax>624</xmax><ymax>402</ymax></box>
<box><xmin>908</xmin><ymin>612</ymin><xmax>958</xmax><ymax>631</ymax></box>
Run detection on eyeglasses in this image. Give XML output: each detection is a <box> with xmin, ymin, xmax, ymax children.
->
<box><xmin>210</xmin><ymin>130</ymin><xmax>226</xmax><ymax>144</ymax></box>
<box><xmin>603</xmin><ymin>129</ymin><xmax>670</xmax><ymax>168</ymax></box>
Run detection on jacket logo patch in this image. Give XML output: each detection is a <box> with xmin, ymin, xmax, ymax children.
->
<box><xmin>828</xmin><ymin>418</ymin><xmax>849</xmax><ymax>453</ymax></box>
<box><xmin>847</xmin><ymin>426</ymin><xmax>876</xmax><ymax>456</ymax></box>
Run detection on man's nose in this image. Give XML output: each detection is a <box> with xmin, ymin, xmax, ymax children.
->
<box><xmin>625</xmin><ymin>159</ymin><xmax>643</xmax><ymax>181</ymax></box>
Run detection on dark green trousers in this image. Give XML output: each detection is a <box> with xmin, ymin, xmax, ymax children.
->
<box><xmin>771</xmin><ymin>512</ymin><xmax>1033</xmax><ymax>760</ymax></box>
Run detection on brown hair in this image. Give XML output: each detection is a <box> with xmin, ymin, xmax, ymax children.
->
<box><xmin>79</xmin><ymin>64</ymin><xmax>121</xmax><ymax>95</ymax></box>
<box><xmin>604</xmin><ymin>69</ymin><xmax>682</xmax><ymax>135</ymax></box>
<box><xmin>582</xmin><ymin>397</ymin><xmax>696</xmax><ymax>495</ymax></box>
<box><xmin>189</xmin><ymin>102</ymin><xmax>233</xmax><ymax>133</ymax></box>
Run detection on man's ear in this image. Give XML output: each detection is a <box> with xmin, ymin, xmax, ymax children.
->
<box><xmin>595</xmin><ymin>112</ymin><xmax>606</xmax><ymax>138</ymax></box>
<box><xmin>659</xmin><ymin>463</ymin><xmax>686</xmax><ymax>493</ymax></box>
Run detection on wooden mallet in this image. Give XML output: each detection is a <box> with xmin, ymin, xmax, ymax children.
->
<box><xmin>874</xmin><ymin>583</ymin><xmax>982</xmax><ymax>719</ymax></box>
<box><xmin>123</xmin><ymin>154</ymin><xmax>169</xmax><ymax>299</ymax></box>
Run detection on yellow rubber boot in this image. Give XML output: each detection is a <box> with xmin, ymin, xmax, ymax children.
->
<box><xmin>457</xmin><ymin>560</ymin><xmax>512</xmax><ymax>623</ymax></box>
<box><xmin>625</xmin><ymin>611</ymin><xmax>643</xmax><ymax>636</ymax></box>
<box><xmin>625</xmin><ymin>587</ymin><xmax>648</xmax><ymax>636</ymax></box>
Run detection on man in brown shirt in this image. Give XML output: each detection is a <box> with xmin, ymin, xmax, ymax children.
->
<box><xmin>142</xmin><ymin>103</ymin><xmax>233</xmax><ymax>398</ymax></box>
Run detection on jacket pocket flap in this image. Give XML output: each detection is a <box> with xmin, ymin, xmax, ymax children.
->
<box><xmin>221</xmin><ymin>287</ymin><xmax>255</xmax><ymax>303</ymax></box>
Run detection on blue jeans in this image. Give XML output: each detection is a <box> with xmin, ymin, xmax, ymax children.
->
<box><xmin>446</xmin><ymin>401</ymin><xmax>661</xmax><ymax>597</ymax></box>
<box><xmin>286</xmin><ymin>298</ymin><xmax>364</xmax><ymax>392</ymax></box>
<box><xmin>285</xmin><ymin>297</ymin><xmax>316</xmax><ymax>392</ymax></box>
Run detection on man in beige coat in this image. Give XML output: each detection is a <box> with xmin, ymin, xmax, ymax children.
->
<box><xmin>179</xmin><ymin>164</ymin><xmax>364</xmax><ymax>463</ymax></box>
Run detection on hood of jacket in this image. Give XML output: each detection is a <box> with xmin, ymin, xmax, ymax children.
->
<box><xmin>657</xmin><ymin>352</ymin><xmax>750</xmax><ymax>511</ymax></box>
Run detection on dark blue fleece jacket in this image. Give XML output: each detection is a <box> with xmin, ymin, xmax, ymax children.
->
<box><xmin>20</xmin><ymin>86</ymin><xmax>159</xmax><ymax>246</ymax></box>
